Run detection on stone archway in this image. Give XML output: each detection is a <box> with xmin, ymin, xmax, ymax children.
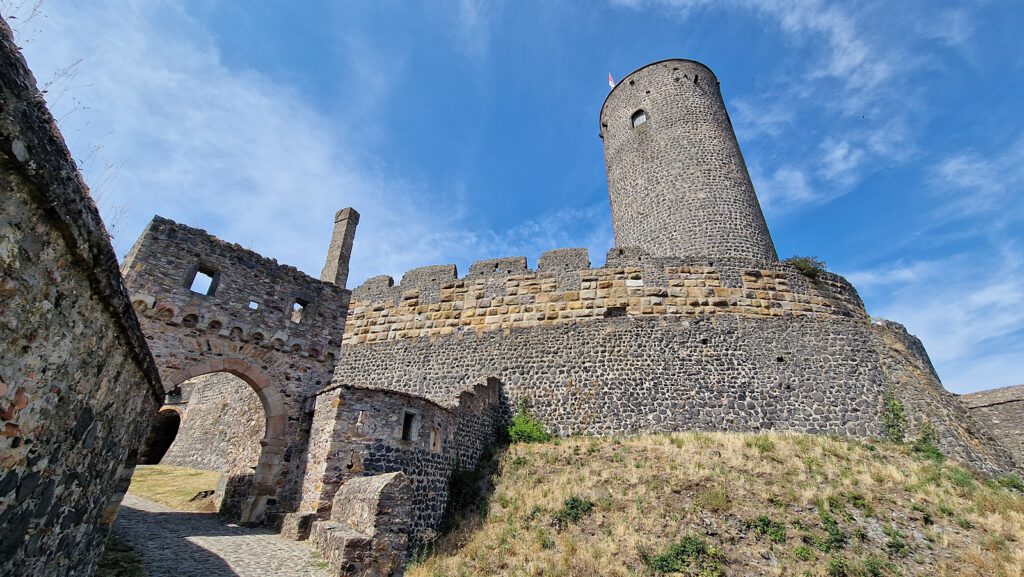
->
<box><xmin>138</xmin><ymin>408</ymin><xmax>182</xmax><ymax>465</ymax></box>
<box><xmin>165</xmin><ymin>358</ymin><xmax>288</xmax><ymax>523</ymax></box>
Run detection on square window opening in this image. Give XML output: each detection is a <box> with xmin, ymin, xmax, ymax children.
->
<box><xmin>189</xmin><ymin>268</ymin><xmax>217</xmax><ymax>296</ymax></box>
<box><xmin>248</xmin><ymin>301</ymin><xmax>260</xmax><ymax>310</ymax></box>
<box><xmin>401</xmin><ymin>412</ymin><xmax>417</xmax><ymax>442</ymax></box>
<box><xmin>291</xmin><ymin>298</ymin><xmax>309</xmax><ymax>324</ymax></box>
<box><xmin>631</xmin><ymin>109</ymin><xmax>647</xmax><ymax>128</ymax></box>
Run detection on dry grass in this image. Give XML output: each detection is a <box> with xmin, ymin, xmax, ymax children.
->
<box><xmin>127</xmin><ymin>465</ymin><xmax>220</xmax><ymax>512</ymax></box>
<box><xmin>408</xmin><ymin>432</ymin><xmax>1024</xmax><ymax>577</ymax></box>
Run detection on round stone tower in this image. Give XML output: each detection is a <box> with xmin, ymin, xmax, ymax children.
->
<box><xmin>600</xmin><ymin>59</ymin><xmax>778</xmax><ymax>262</ymax></box>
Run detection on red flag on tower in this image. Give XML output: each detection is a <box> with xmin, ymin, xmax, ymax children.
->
<box><xmin>608</xmin><ymin>73</ymin><xmax>615</xmax><ymax>89</ymax></box>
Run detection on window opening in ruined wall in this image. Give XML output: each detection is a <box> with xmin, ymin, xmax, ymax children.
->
<box><xmin>431</xmin><ymin>426</ymin><xmax>442</xmax><ymax>453</ymax></box>
<box><xmin>401</xmin><ymin>412</ymin><xmax>417</xmax><ymax>442</ymax></box>
<box><xmin>632</xmin><ymin>109</ymin><xmax>647</xmax><ymax>128</ymax></box>
<box><xmin>248</xmin><ymin>300</ymin><xmax>259</xmax><ymax>310</ymax></box>
<box><xmin>291</xmin><ymin>298</ymin><xmax>309</xmax><ymax>324</ymax></box>
<box><xmin>188</xmin><ymin>266</ymin><xmax>218</xmax><ymax>296</ymax></box>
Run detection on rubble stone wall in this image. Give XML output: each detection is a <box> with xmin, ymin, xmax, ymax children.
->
<box><xmin>961</xmin><ymin>384</ymin><xmax>1024</xmax><ymax>469</ymax></box>
<box><xmin>121</xmin><ymin>215</ymin><xmax>352</xmax><ymax>521</ymax></box>
<box><xmin>298</xmin><ymin>382</ymin><xmax>501</xmax><ymax>547</ymax></box>
<box><xmin>871</xmin><ymin>321</ymin><xmax>1016</xmax><ymax>474</ymax></box>
<box><xmin>161</xmin><ymin>372</ymin><xmax>265</xmax><ymax>473</ymax></box>
<box><xmin>0</xmin><ymin>18</ymin><xmax>162</xmax><ymax>577</ymax></box>
<box><xmin>600</xmin><ymin>59</ymin><xmax>777</xmax><ymax>261</ymax></box>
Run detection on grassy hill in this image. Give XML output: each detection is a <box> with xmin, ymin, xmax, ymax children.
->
<box><xmin>408</xmin><ymin>432</ymin><xmax>1023</xmax><ymax>577</ymax></box>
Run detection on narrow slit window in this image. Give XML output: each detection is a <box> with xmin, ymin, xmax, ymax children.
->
<box><xmin>401</xmin><ymin>412</ymin><xmax>416</xmax><ymax>442</ymax></box>
<box><xmin>290</xmin><ymin>298</ymin><xmax>309</xmax><ymax>324</ymax></box>
<box><xmin>631</xmin><ymin>109</ymin><xmax>647</xmax><ymax>128</ymax></box>
<box><xmin>188</xmin><ymin>267</ymin><xmax>217</xmax><ymax>296</ymax></box>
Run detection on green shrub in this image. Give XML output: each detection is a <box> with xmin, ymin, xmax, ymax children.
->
<box><xmin>995</xmin><ymin>473</ymin><xmax>1024</xmax><ymax>492</ymax></box>
<box><xmin>553</xmin><ymin>496</ymin><xmax>593</xmax><ymax>529</ymax></box>
<box><xmin>507</xmin><ymin>402</ymin><xmax>553</xmax><ymax>443</ymax></box>
<box><xmin>815</xmin><ymin>508</ymin><xmax>848</xmax><ymax>552</ymax></box>
<box><xmin>911</xmin><ymin>423</ymin><xmax>944</xmax><ymax>462</ymax></box>
<box><xmin>827</xmin><ymin>555</ymin><xmax>848</xmax><ymax>577</ymax></box>
<box><xmin>746</xmin><ymin>434</ymin><xmax>776</xmax><ymax>454</ymax></box>
<box><xmin>792</xmin><ymin>545</ymin><xmax>815</xmax><ymax>561</ymax></box>
<box><xmin>881</xmin><ymin>394</ymin><xmax>906</xmax><ymax>443</ymax></box>
<box><xmin>882</xmin><ymin>524</ymin><xmax>909</xmax><ymax>558</ymax></box>
<box><xmin>645</xmin><ymin>534</ymin><xmax>725</xmax><ymax>576</ymax></box>
<box><xmin>858</xmin><ymin>555</ymin><xmax>897</xmax><ymax>577</ymax></box>
<box><xmin>746</xmin><ymin>515</ymin><xmax>787</xmax><ymax>543</ymax></box>
<box><xmin>946</xmin><ymin>466</ymin><xmax>975</xmax><ymax>491</ymax></box>
<box><xmin>783</xmin><ymin>256</ymin><xmax>828</xmax><ymax>279</ymax></box>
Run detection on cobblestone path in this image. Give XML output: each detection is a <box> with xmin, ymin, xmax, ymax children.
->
<box><xmin>114</xmin><ymin>494</ymin><xmax>331</xmax><ymax>577</ymax></box>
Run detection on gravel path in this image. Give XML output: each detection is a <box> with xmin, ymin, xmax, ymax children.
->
<box><xmin>113</xmin><ymin>494</ymin><xmax>331</xmax><ymax>577</ymax></box>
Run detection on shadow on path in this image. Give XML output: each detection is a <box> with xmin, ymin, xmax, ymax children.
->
<box><xmin>113</xmin><ymin>495</ymin><xmax>329</xmax><ymax>577</ymax></box>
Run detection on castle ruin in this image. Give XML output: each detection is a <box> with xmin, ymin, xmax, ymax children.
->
<box><xmin>1</xmin><ymin>43</ymin><xmax>1021</xmax><ymax>577</ymax></box>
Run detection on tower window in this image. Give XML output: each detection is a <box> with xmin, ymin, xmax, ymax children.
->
<box><xmin>401</xmin><ymin>412</ymin><xmax>417</xmax><ymax>442</ymax></box>
<box><xmin>631</xmin><ymin>109</ymin><xmax>647</xmax><ymax>128</ymax></box>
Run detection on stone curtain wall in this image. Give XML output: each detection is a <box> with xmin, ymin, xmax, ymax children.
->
<box><xmin>121</xmin><ymin>215</ymin><xmax>352</xmax><ymax>521</ymax></box>
<box><xmin>600</xmin><ymin>59</ymin><xmax>777</xmax><ymax>262</ymax></box>
<box><xmin>871</xmin><ymin>322</ymin><xmax>1016</xmax><ymax>474</ymax></box>
<box><xmin>162</xmin><ymin>372</ymin><xmax>265</xmax><ymax>473</ymax></box>
<box><xmin>345</xmin><ymin>251</ymin><xmax>865</xmax><ymax>346</ymax></box>
<box><xmin>295</xmin><ymin>383</ymin><xmax>501</xmax><ymax>548</ymax></box>
<box><xmin>0</xmin><ymin>17</ymin><xmax>163</xmax><ymax>577</ymax></box>
<box><xmin>338</xmin><ymin>314</ymin><xmax>886</xmax><ymax>439</ymax></box>
<box><xmin>962</xmin><ymin>384</ymin><xmax>1024</xmax><ymax>469</ymax></box>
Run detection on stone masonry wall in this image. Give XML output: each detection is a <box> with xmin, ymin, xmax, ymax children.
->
<box><xmin>297</xmin><ymin>382</ymin><xmax>501</xmax><ymax>548</ymax></box>
<box><xmin>121</xmin><ymin>215</ymin><xmax>352</xmax><ymax>521</ymax></box>
<box><xmin>961</xmin><ymin>384</ymin><xmax>1024</xmax><ymax>469</ymax></box>
<box><xmin>600</xmin><ymin>59</ymin><xmax>777</xmax><ymax>261</ymax></box>
<box><xmin>162</xmin><ymin>372</ymin><xmax>264</xmax><ymax>473</ymax></box>
<box><xmin>338</xmin><ymin>313</ymin><xmax>886</xmax><ymax>439</ymax></box>
<box><xmin>346</xmin><ymin>249</ymin><xmax>864</xmax><ymax>346</ymax></box>
<box><xmin>0</xmin><ymin>17</ymin><xmax>163</xmax><ymax>577</ymax></box>
<box><xmin>870</xmin><ymin>321</ymin><xmax>1016</xmax><ymax>474</ymax></box>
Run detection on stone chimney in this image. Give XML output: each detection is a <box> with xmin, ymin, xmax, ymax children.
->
<box><xmin>320</xmin><ymin>207</ymin><xmax>360</xmax><ymax>288</ymax></box>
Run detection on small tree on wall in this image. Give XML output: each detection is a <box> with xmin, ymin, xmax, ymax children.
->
<box><xmin>783</xmin><ymin>256</ymin><xmax>828</xmax><ymax>280</ymax></box>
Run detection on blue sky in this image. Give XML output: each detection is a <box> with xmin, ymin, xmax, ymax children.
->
<box><xmin>5</xmin><ymin>0</ymin><xmax>1022</xmax><ymax>392</ymax></box>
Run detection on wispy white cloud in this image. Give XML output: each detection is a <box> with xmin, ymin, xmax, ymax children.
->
<box><xmin>929</xmin><ymin>139</ymin><xmax>1024</xmax><ymax>222</ymax></box>
<box><xmin>850</xmin><ymin>244</ymin><xmax>1024</xmax><ymax>392</ymax></box>
<box><xmin>449</xmin><ymin>0</ymin><xmax>500</xmax><ymax>62</ymax></box>
<box><xmin>919</xmin><ymin>7</ymin><xmax>976</xmax><ymax>50</ymax></box>
<box><xmin>9</xmin><ymin>0</ymin><xmax>606</xmax><ymax>290</ymax></box>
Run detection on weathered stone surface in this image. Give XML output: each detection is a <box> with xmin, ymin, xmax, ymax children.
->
<box><xmin>961</xmin><ymin>384</ymin><xmax>1024</xmax><ymax>468</ymax></box>
<box><xmin>601</xmin><ymin>59</ymin><xmax>777</xmax><ymax>261</ymax></box>
<box><xmin>0</xmin><ymin>17</ymin><xmax>162</xmax><ymax>576</ymax></box>
<box><xmin>871</xmin><ymin>321</ymin><xmax>1015</xmax><ymax>474</ymax></box>
<box><xmin>295</xmin><ymin>381</ymin><xmax>500</xmax><ymax>551</ymax></box>
<box><xmin>122</xmin><ymin>214</ymin><xmax>355</xmax><ymax>522</ymax></box>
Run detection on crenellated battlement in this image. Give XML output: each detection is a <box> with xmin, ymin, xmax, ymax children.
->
<box><xmin>345</xmin><ymin>247</ymin><xmax>866</xmax><ymax>345</ymax></box>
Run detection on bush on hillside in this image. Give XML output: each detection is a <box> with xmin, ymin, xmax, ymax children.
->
<box><xmin>508</xmin><ymin>402</ymin><xmax>553</xmax><ymax>443</ymax></box>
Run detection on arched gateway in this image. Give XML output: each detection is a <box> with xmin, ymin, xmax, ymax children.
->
<box><xmin>118</xmin><ymin>209</ymin><xmax>358</xmax><ymax>523</ymax></box>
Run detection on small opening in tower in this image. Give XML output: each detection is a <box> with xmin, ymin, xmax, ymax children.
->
<box><xmin>248</xmin><ymin>300</ymin><xmax>259</xmax><ymax>310</ymax></box>
<box><xmin>401</xmin><ymin>412</ymin><xmax>417</xmax><ymax>442</ymax></box>
<box><xmin>605</xmin><ymin>306</ymin><xmax>627</xmax><ymax>318</ymax></box>
<box><xmin>631</xmin><ymin>109</ymin><xmax>647</xmax><ymax>128</ymax></box>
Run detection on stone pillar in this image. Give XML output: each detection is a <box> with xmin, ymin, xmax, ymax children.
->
<box><xmin>320</xmin><ymin>207</ymin><xmax>360</xmax><ymax>288</ymax></box>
